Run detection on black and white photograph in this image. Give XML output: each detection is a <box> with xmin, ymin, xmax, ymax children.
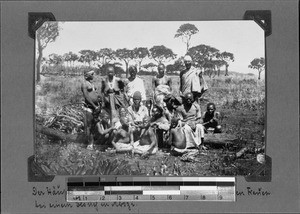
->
<box><xmin>35</xmin><ymin>21</ymin><xmax>265</xmax><ymax>176</ymax></box>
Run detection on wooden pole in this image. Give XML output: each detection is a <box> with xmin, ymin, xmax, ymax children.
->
<box><xmin>109</xmin><ymin>93</ymin><xmax>117</xmax><ymax>126</ymax></box>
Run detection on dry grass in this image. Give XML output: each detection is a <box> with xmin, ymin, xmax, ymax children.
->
<box><xmin>35</xmin><ymin>71</ymin><xmax>265</xmax><ymax>176</ymax></box>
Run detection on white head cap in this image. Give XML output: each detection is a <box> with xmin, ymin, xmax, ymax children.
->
<box><xmin>183</xmin><ymin>55</ymin><xmax>192</xmax><ymax>61</ymax></box>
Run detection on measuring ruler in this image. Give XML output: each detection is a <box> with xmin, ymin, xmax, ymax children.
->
<box><xmin>66</xmin><ymin>177</ymin><xmax>235</xmax><ymax>202</ymax></box>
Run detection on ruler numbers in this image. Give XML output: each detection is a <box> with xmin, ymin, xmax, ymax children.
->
<box><xmin>66</xmin><ymin>177</ymin><xmax>235</xmax><ymax>202</ymax></box>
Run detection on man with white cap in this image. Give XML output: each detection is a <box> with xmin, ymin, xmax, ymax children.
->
<box><xmin>180</xmin><ymin>55</ymin><xmax>208</xmax><ymax>104</ymax></box>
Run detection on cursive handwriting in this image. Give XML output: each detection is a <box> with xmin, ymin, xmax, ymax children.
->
<box><xmin>32</xmin><ymin>185</ymin><xmax>65</xmax><ymax>196</ymax></box>
<box><xmin>32</xmin><ymin>185</ymin><xmax>137</xmax><ymax>212</ymax></box>
<box><xmin>236</xmin><ymin>187</ymin><xmax>271</xmax><ymax>196</ymax></box>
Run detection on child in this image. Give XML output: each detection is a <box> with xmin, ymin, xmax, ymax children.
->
<box><xmin>202</xmin><ymin>102</ymin><xmax>222</xmax><ymax>133</ymax></box>
<box><xmin>168</xmin><ymin>117</ymin><xmax>186</xmax><ymax>149</ymax></box>
<box><xmin>94</xmin><ymin>111</ymin><xmax>116</xmax><ymax>146</ymax></box>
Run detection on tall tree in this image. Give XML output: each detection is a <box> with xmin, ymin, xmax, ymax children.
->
<box><xmin>149</xmin><ymin>45</ymin><xmax>176</xmax><ymax>64</ymax></box>
<box><xmin>36</xmin><ymin>22</ymin><xmax>61</xmax><ymax>82</ymax></box>
<box><xmin>174</xmin><ymin>23</ymin><xmax>199</xmax><ymax>53</ymax></box>
<box><xmin>132</xmin><ymin>47</ymin><xmax>149</xmax><ymax>72</ymax></box>
<box><xmin>115</xmin><ymin>48</ymin><xmax>134</xmax><ymax>77</ymax></box>
<box><xmin>248</xmin><ymin>57</ymin><xmax>265</xmax><ymax>80</ymax></box>
<box><xmin>216</xmin><ymin>51</ymin><xmax>234</xmax><ymax>76</ymax></box>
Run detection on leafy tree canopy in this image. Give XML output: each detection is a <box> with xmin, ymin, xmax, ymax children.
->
<box><xmin>37</xmin><ymin>22</ymin><xmax>61</xmax><ymax>49</ymax></box>
<box><xmin>149</xmin><ymin>45</ymin><xmax>176</xmax><ymax>64</ymax></box>
<box><xmin>187</xmin><ymin>44</ymin><xmax>219</xmax><ymax>67</ymax></box>
<box><xmin>248</xmin><ymin>57</ymin><xmax>265</xmax><ymax>70</ymax></box>
<box><xmin>216</xmin><ymin>51</ymin><xmax>235</xmax><ymax>63</ymax></box>
<box><xmin>175</xmin><ymin>23</ymin><xmax>199</xmax><ymax>52</ymax></box>
<box><xmin>175</xmin><ymin>23</ymin><xmax>199</xmax><ymax>38</ymax></box>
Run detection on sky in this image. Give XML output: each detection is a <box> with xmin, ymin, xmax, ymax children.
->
<box><xmin>41</xmin><ymin>21</ymin><xmax>265</xmax><ymax>75</ymax></box>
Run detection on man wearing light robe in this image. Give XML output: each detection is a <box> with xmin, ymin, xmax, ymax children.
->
<box><xmin>180</xmin><ymin>55</ymin><xmax>208</xmax><ymax>104</ymax></box>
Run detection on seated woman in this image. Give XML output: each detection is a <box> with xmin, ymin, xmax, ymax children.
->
<box><xmin>111</xmin><ymin>117</ymin><xmax>134</xmax><ymax>153</ymax></box>
<box><xmin>202</xmin><ymin>102</ymin><xmax>222</xmax><ymax>133</ymax></box>
<box><xmin>133</xmin><ymin>116</ymin><xmax>158</xmax><ymax>156</ymax></box>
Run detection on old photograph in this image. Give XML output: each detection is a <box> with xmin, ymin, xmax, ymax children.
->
<box><xmin>35</xmin><ymin>21</ymin><xmax>265</xmax><ymax>176</ymax></box>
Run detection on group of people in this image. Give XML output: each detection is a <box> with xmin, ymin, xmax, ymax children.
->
<box><xmin>81</xmin><ymin>55</ymin><xmax>222</xmax><ymax>156</ymax></box>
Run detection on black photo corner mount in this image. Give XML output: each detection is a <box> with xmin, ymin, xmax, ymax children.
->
<box><xmin>243</xmin><ymin>10</ymin><xmax>272</xmax><ymax>182</ymax></box>
<box><xmin>244</xmin><ymin>10</ymin><xmax>272</xmax><ymax>37</ymax></box>
<box><xmin>28</xmin><ymin>12</ymin><xmax>56</xmax><ymax>182</ymax></box>
<box><xmin>245</xmin><ymin>155</ymin><xmax>272</xmax><ymax>182</ymax></box>
<box><xmin>28</xmin><ymin>155</ymin><xmax>55</xmax><ymax>182</ymax></box>
<box><xmin>27</xmin><ymin>11</ymin><xmax>272</xmax><ymax>182</ymax></box>
<box><xmin>28</xmin><ymin>12</ymin><xmax>56</xmax><ymax>39</ymax></box>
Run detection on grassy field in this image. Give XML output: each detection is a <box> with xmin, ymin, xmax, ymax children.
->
<box><xmin>35</xmin><ymin>71</ymin><xmax>265</xmax><ymax>176</ymax></box>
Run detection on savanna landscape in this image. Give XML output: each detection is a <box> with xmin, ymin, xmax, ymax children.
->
<box><xmin>35</xmin><ymin>69</ymin><xmax>265</xmax><ymax>177</ymax></box>
<box><xmin>34</xmin><ymin>21</ymin><xmax>265</xmax><ymax>177</ymax></box>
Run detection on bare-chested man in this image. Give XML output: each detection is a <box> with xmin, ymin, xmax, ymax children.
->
<box><xmin>81</xmin><ymin>70</ymin><xmax>101</xmax><ymax>150</ymax></box>
<box><xmin>111</xmin><ymin>117</ymin><xmax>134</xmax><ymax>153</ymax></box>
<box><xmin>150</xmin><ymin>105</ymin><xmax>170</xmax><ymax>148</ymax></box>
<box><xmin>168</xmin><ymin>117</ymin><xmax>186</xmax><ymax>149</ymax></box>
<box><xmin>152</xmin><ymin>64</ymin><xmax>172</xmax><ymax>107</ymax></box>
<box><xmin>133</xmin><ymin>116</ymin><xmax>158</xmax><ymax>156</ymax></box>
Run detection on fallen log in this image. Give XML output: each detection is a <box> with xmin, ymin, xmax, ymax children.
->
<box><xmin>204</xmin><ymin>133</ymin><xmax>237</xmax><ymax>145</ymax></box>
<box><xmin>36</xmin><ymin>124</ymin><xmax>86</xmax><ymax>143</ymax></box>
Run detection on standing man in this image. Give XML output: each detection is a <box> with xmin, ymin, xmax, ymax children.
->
<box><xmin>180</xmin><ymin>55</ymin><xmax>208</xmax><ymax>104</ymax></box>
<box><xmin>126</xmin><ymin>65</ymin><xmax>147</xmax><ymax>104</ymax></box>
<box><xmin>81</xmin><ymin>70</ymin><xmax>101</xmax><ymax>150</ymax></box>
<box><xmin>101</xmin><ymin>65</ymin><xmax>128</xmax><ymax>119</ymax></box>
<box><xmin>152</xmin><ymin>63</ymin><xmax>172</xmax><ymax>107</ymax></box>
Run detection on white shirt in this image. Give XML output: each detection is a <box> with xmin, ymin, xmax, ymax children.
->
<box><xmin>127</xmin><ymin>77</ymin><xmax>147</xmax><ymax>101</ymax></box>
